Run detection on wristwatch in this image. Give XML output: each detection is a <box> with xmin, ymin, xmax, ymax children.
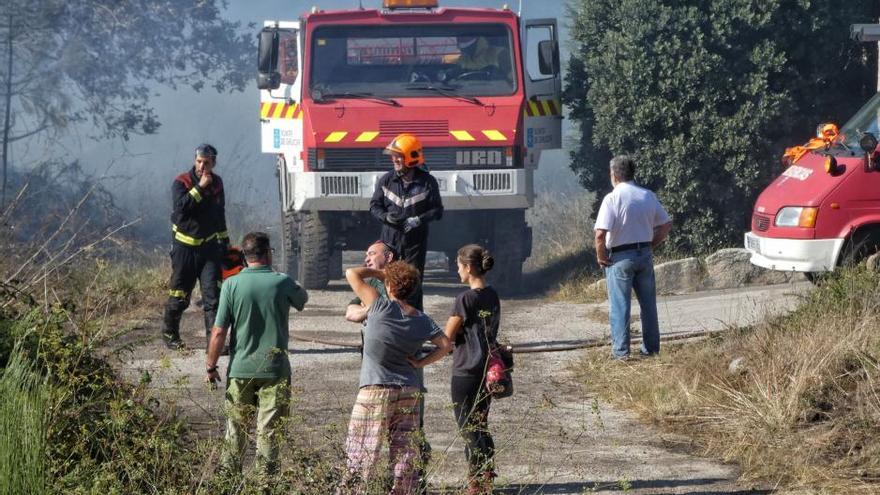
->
<box><xmin>206</xmin><ymin>365</ymin><xmax>218</xmax><ymax>373</ymax></box>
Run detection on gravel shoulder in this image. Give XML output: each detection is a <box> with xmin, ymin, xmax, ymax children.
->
<box><xmin>119</xmin><ymin>271</ymin><xmax>806</xmax><ymax>494</ymax></box>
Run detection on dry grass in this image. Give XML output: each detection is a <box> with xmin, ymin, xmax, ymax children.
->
<box><xmin>525</xmin><ymin>190</ymin><xmax>594</xmax><ymax>271</ymax></box>
<box><xmin>552</xmin><ymin>269</ymin><xmax>606</xmax><ymax>303</ymax></box>
<box><xmin>573</xmin><ymin>268</ymin><xmax>880</xmax><ymax>493</ymax></box>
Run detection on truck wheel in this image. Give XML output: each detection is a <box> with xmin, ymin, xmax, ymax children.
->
<box><xmin>490</xmin><ymin>210</ymin><xmax>527</xmax><ymax>293</ymax></box>
<box><xmin>280</xmin><ymin>211</ymin><xmax>298</xmax><ymax>279</ymax></box>
<box><xmin>328</xmin><ymin>249</ymin><xmax>343</xmax><ymax>280</ymax></box>
<box><xmin>280</xmin><ymin>211</ymin><xmax>330</xmax><ymax>289</ymax></box>
<box><xmin>840</xmin><ymin>229</ymin><xmax>880</xmax><ymax>270</ymax></box>
<box><xmin>298</xmin><ymin>212</ymin><xmax>330</xmax><ymax>289</ymax></box>
<box><xmin>446</xmin><ymin>251</ymin><xmax>459</xmax><ymax>275</ymax></box>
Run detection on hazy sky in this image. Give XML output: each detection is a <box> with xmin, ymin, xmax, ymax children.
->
<box><xmin>59</xmin><ymin>0</ymin><xmax>580</xmax><ymax>232</ymax></box>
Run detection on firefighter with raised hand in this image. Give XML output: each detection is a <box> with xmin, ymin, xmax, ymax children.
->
<box><xmin>162</xmin><ymin>143</ymin><xmax>229</xmax><ymax>350</ymax></box>
<box><xmin>370</xmin><ymin>133</ymin><xmax>444</xmax><ymax>310</ymax></box>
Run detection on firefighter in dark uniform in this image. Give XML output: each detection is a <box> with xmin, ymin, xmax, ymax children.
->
<box><xmin>369</xmin><ymin>133</ymin><xmax>444</xmax><ymax>310</ymax></box>
<box><xmin>161</xmin><ymin>144</ymin><xmax>229</xmax><ymax>349</ymax></box>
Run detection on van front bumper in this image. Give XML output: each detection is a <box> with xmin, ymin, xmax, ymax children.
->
<box><xmin>744</xmin><ymin>232</ymin><xmax>844</xmax><ymax>272</ymax></box>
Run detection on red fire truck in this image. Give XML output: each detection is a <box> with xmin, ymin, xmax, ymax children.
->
<box><xmin>745</xmin><ymin>24</ymin><xmax>880</xmax><ymax>279</ymax></box>
<box><xmin>256</xmin><ymin>0</ymin><xmax>561</xmax><ymax>289</ymax></box>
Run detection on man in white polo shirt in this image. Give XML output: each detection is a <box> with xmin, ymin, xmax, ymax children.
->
<box><xmin>594</xmin><ymin>155</ymin><xmax>673</xmax><ymax>360</ymax></box>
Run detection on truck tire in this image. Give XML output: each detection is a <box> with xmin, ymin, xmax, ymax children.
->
<box><xmin>446</xmin><ymin>251</ymin><xmax>459</xmax><ymax>275</ymax></box>
<box><xmin>280</xmin><ymin>210</ymin><xmax>298</xmax><ymax>279</ymax></box>
<box><xmin>280</xmin><ymin>211</ymin><xmax>330</xmax><ymax>289</ymax></box>
<box><xmin>298</xmin><ymin>212</ymin><xmax>330</xmax><ymax>289</ymax></box>
<box><xmin>490</xmin><ymin>210</ymin><xmax>527</xmax><ymax>293</ymax></box>
<box><xmin>328</xmin><ymin>249</ymin><xmax>343</xmax><ymax>280</ymax></box>
<box><xmin>839</xmin><ymin>228</ymin><xmax>880</xmax><ymax>270</ymax></box>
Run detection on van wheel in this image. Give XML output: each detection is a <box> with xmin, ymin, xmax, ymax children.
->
<box><xmin>839</xmin><ymin>229</ymin><xmax>880</xmax><ymax>269</ymax></box>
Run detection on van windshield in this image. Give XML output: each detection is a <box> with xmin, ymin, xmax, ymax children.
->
<box><xmin>840</xmin><ymin>92</ymin><xmax>880</xmax><ymax>152</ymax></box>
<box><xmin>309</xmin><ymin>23</ymin><xmax>516</xmax><ymax>99</ymax></box>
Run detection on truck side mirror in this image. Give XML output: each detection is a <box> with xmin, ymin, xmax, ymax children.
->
<box><xmin>258</xmin><ymin>28</ymin><xmax>281</xmax><ymax>90</ymax></box>
<box><xmin>860</xmin><ymin>132</ymin><xmax>880</xmax><ymax>171</ymax></box>
<box><xmin>859</xmin><ymin>132</ymin><xmax>878</xmax><ymax>153</ymax></box>
<box><xmin>537</xmin><ymin>40</ymin><xmax>559</xmax><ymax>76</ymax></box>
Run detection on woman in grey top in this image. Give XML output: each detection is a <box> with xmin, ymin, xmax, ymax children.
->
<box><xmin>339</xmin><ymin>261</ymin><xmax>451</xmax><ymax>495</ymax></box>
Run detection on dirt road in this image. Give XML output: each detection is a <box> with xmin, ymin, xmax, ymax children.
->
<box><xmin>125</xmin><ymin>271</ymin><xmax>806</xmax><ymax>494</ymax></box>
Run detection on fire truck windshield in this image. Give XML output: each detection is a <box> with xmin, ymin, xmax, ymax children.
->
<box><xmin>309</xmin><ymin>23</ymin><xmax>516</xmax><ymax>98</ymax></box>
<box><xmin>840</xmin><ymin>92</ymin><xmax>880</xmax><ymax>153</ymax></box>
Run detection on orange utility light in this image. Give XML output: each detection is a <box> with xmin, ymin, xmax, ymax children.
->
<box><xmin>798</xmin><ymin>207</ymin><xmax>818</xmax><ymax>228</ymax></box>
<box><xmin>384</xmin><ymin>0</ymin><xmax>439</xmax><ymax>8</ymax></box>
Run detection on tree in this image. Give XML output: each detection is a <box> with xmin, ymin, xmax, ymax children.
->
<box><xmin>564</xmin><ymin>0</ymin><xmax>879</xmax><ymax>253</ymax></box>
<box><xmin>0</xmin><ymin>0</ymin><xmax>253</xmax><ymax>204</ymax></box>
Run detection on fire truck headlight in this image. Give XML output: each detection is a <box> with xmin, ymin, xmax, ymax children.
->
<box><xmin>776</xmin><ymin>207</ymin><xmax>818</xmax><ymax>228</ymax></box>
<box><xmin>504</xmin><ymin>147</ymin><xmax>514</xmax><ymax>167</ymax></box>
<box><xmin>316</xmin><ymin>149</ymin><xmax>326</xmax><ymax>170</ymax></box>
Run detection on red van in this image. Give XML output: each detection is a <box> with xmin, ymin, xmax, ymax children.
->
<box><xmin>745</xmin><ymin>93</ymin><xmax>880</xmax><ymax>278</ymax></box>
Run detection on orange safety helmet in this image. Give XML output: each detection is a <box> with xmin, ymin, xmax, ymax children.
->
<box><xmin>384</xmin><ymin>133</ymin><xmax>424</xmax><ymax>167</ymax></box>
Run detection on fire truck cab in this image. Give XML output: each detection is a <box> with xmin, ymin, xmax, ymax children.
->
<box><xmin>257</xmin><ymin>0</ymin><xmax>562</xmax><ymax>290</ymax></box>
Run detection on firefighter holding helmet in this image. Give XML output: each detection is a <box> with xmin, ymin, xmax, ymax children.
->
<box><xmin>369</xmin><ymin>133</ymin><xmax>444</xmax><ymax>310</ymax></box>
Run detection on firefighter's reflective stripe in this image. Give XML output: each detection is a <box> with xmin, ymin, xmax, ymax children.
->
<box><xmin>172</xmin><ymin>224</ymin><xmax>220</xmax><ymax>246</ymax></box>
<box><xmin>382</xmin><ymin>187</ymin><xmax>430</xmax><ymax>208</ymax></box>
<box><xmin>216</xmin><ymin>230</ymin><xmax>229</xmax><ymax>240</ymax></box>
<box><xmin>523</xmin><ymin>98</ymin><xmax>562</xmax><ymax>118</ymax></box>
<box><xmin>355</xmin><ymin>131</ymin><xmax>380</xmax><ymax>142</ymax></box>
<box><xmin>450</xmin><ymin>130</ymin><xmax>475</xmax><ymax>141</ymax></box>
<box><xmin>188</xmin><ymin>187</ymin><xmax>202</xmax><ymax>202</ymax></box>
<box><xmin>260</xmin><ymin>102</ymin><xmax>303</xmax><ymax>120</ymax></box>
<box><xmin>482</xmin><ymin>130</ymin><xmax>506</xmax><ymax>141</ymax></box>
<box><xmin>168</xmin><ymin>289</ymin><xmax>187</xmax><ymax>298</ymax></box>
<box><xmin>324</xmin><ymin>131</ymin><xmax>348</xmax><ymax>143</ymax></box>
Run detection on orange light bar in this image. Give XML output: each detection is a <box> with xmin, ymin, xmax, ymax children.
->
<box><xmin>384</xmin><ymin>0</ymin><xmax>438</xmax><ymax>8</ymax></box>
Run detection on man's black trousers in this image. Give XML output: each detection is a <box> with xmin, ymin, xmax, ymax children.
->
<box><xmin>382</xmin><ymin>227</ymin><xmax>428</xmax><ymax>310</ymax></box>
<box><xmin>162</xmin><ymin>241</ymin><xmax>222</xmax><ymax>342</ymax></box>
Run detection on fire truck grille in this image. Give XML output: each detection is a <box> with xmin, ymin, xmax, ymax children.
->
<box><xmin>754</xmin><ymin>214</ymin><xmax>770</xmax><ymax>232</ymax></box>
<box><xmin>380</xmin><ymin>120</ymin><xmax>449</xmax><ymax>137</ymax></box>
<box><xmin>309</xmin><ymin>147</ymin><xmax>514</xmax><ymax>171</ymax></box>
<box><xmin>320</xmin><ymin>176</ymin><xmax>359</xmax><ymax>196</ymax></box>
<box><xmin>473</xmin><ymin>172</ymin><xmax>512</xmax><ymax>192</ymax></box>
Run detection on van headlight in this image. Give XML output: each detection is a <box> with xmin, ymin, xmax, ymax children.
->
<box><xmin>775</xmin><ymin>207</ymin><xmax>818</xmax><ymax>228</ymax></box>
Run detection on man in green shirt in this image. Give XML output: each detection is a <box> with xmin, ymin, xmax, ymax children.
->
<box><xmin>205</xmin><ymin>231</ymin><xmax>308</xmax><ymax>479</ymax></box>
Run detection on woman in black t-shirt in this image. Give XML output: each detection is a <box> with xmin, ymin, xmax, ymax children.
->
<box><xmin>444</xmin><ymin>244</ymin><xmax>500</xmax><ymax>495</ymax></box>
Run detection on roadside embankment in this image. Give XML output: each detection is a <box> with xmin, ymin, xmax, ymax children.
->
<box><xmin>573</xmin><ymin>268</ymin><xmax>880</xmax><ymax>494</ymax></box>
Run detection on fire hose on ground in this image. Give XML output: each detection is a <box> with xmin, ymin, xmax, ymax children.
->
<box><xmin>291</xmin><ymin>328</ymin><xmax>721</xmax><ymax>354</ymax></box>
